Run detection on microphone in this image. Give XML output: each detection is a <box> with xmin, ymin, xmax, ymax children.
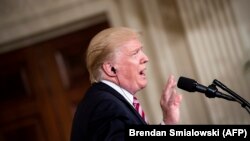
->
<box><xmin>177</xmin><ymin>76</ymin><xmax>206</xmax><ymax>93</ymax></box>
<box><xmin>177</xmin><ymin>76</ymin><xmax>235</xmax><ymax>101</ymax></box>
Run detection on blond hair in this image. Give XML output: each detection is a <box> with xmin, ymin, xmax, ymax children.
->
<box><xmin>86</xmin><ymin>27</ymin><xmax>141</xmax><ymax>83</ymax></box>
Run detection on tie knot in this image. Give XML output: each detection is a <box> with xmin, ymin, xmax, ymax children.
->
<box><xmin>133</xmin><ymin>96</ymin><xmax>139</xmax><ymax>105</ymax></box>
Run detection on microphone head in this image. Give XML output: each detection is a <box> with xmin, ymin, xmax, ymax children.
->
<box><xmin>177</xmin><ymin>76</ymin><xmax>197</xmax><ymax>92</ymax></box>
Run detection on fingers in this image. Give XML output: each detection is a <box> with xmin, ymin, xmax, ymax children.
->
<box><xmin>172</xmin><ymin>92</ymin><xmax>182</xmax><ymax>106</ymax></box>
<box><xmin>166</xmin><ymin>75</ymin><xmax>176</xmax><ymax>89</ymax></box>
<box><xmin>162</xmin><ymin>75</ymin><xmax>177</xmax><ymax>102</ymax></box>
<box><xmin>161</xmin><ymin>75</ymin><xmax>183</xmax><ymax>124</ymax></box>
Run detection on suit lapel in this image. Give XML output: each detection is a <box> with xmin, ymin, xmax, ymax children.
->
<box><xmin>94</xmin><ymin>82</ymin><xmax>147</xmax><ymax>124</ymax></box>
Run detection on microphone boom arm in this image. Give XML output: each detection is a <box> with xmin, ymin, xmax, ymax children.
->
<box><xmin>213</xmin><ymin>79</ymin><xmax>250</xmax><ymax>114</ymax></box>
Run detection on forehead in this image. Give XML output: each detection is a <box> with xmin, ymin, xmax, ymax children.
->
<box><xmin>119</xmin><ymin>39</ymin><xmax>142</xmax><ymax>52</ymax></box>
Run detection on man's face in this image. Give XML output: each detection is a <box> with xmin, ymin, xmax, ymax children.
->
<box><xmin>115</xmin><ymin>38</ymin><xmax>149</xmax><ymax>94</ymax></box>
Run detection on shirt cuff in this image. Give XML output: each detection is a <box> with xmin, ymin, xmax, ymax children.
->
<box><xmin>160</xmin><ymin>121</ymin><xmax>165</xmax><ymax>125</ymax></box>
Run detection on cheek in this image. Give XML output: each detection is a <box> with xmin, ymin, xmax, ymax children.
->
<box><xmin>122</xmin><ymin>66</ymin><xmax>138</xmax><ymax>79</ymax></box>
<box><xmin>126</xmin><ymin>67</ymin><xmax>137</xmax><ymax>78</ymax></box>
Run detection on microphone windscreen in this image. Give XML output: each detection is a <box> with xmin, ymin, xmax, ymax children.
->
<box><xmin>177</xmin><ymin>76</ymin><xmax>196</xmax><ymax>92</ymax></box>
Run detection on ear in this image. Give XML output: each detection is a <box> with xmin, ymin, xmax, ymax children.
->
<box><xmin>102</xmin><ymin>62</ymin><xmax>116</xmax><ymax>77</ymax></box>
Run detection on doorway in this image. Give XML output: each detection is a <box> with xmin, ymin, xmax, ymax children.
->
<box><xmin>0</xmin><ymin>21</ymin><xmax>110</xmax><ymax>141</ymax></box>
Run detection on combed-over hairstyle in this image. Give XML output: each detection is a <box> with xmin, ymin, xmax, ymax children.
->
<box><xmin>86</xmin><ymin>27</ymin><xmax>141</xmax><ymax>83</ymax></box>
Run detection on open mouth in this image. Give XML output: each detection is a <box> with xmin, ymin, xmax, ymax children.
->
<box><xmin>139</xmin><ymin>69</ymin><xmax>146</xmax><ymax>76</ymax></box>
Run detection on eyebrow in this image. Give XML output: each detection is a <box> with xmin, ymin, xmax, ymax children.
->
<box><xmin>128</xmin><ymin>46</ymin><xmax>142</xmax><ymax>55</ymax></box>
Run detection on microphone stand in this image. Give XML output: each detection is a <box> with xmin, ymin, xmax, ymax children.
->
<box><xmin>212</xmin><ymin>79</ymin><xmax>250</xmax><ymax>115</ymax></box>
<box><xmin>204</xmin><ymin>83</ymin><xmax>236</xmax><ymax>101</ymax></box>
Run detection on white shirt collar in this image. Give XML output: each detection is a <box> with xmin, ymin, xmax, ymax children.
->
<box><xmin>101</xmin><ymin>80</ymin><xmax>134</xmax><ymax>106</ymax></box>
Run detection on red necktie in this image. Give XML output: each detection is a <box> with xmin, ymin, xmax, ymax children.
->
<box><xmin>133</xmin><ymin>96</ymin><xmax>147</xmax><ymax>123</ymax></box>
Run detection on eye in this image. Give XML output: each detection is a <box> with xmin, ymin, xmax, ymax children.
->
<box><xmin>132</xmin><ymin>48</ymin><xmax>141</xmax><ymax>56</ymax></box>
<box><xmin>133</xmin><ymin>50</ymin><xmax>139</xmax><ymax>55</ymax></box>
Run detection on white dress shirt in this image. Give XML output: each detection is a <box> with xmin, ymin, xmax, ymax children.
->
<box><xmin>101</xmin><ymin>80</ymin><xmax>134</xmax><ymax>107</ymax></box>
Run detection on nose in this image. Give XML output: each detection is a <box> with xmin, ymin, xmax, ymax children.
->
<box><xmin>141</xmin><ymin>52</ymin><xmax>149</xmax><ymax>64</ymax></box>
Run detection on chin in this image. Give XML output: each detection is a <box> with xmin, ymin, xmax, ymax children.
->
<box><xmin>140</xmin><ymin>81</ymin><xmax>148</xmax><ymax>88</ymax></box>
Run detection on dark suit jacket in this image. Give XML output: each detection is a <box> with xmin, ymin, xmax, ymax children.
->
<box><xmin>70</xmin><ymin>82</ymin><xmax>147</xmax><ymax>141</ymax></box>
